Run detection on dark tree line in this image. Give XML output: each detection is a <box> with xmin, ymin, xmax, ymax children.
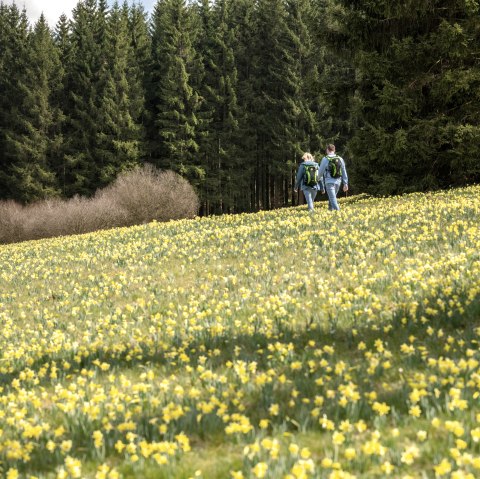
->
<box><xmin>0</xmin><ymin>0</ymin><xmax>478</xmax><ymax>212</ymax></box>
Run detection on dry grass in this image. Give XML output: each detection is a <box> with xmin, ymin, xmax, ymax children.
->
<box><xmin>0</xmin><ymin>165</ymin><xmax>199</xmax><ymax>244</ymax></box>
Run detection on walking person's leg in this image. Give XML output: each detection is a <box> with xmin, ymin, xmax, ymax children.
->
<box><xmin>310</xmin><ymin>188</ymin><xmax>318</xmax><ymax>211</ymax></box>
<box><xmin>303</xmin><ymin>188</ymin><xmax>316</xmax><ymax>212</ymax></box>
<box><xmin>326</xmin><ymin>183</ymin><xmax>340</xmax><ymax>211</ymax></box>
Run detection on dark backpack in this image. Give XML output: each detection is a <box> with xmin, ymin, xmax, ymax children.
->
<box><xmin>304</xmin><ymin>164</ymin><xmax>319</xmax><ymax>187</ymax></box>
<box><xmin>327</xmin><ymin>155</ymin><xmax>342</xmax><ymax>178</ymax></box>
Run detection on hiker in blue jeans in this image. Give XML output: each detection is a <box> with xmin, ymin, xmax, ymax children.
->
<box><xmin>294</xmin><ymin>152</ymin><xmax>321</xmax><ymax>212</ymax></box>
<box><xmin>318</xmin><ymin>144</ymin><xmax>348</xmax><ymax>211</ymax></box>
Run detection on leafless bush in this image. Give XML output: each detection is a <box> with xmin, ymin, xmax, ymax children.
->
<box><xmin>0</xmin><ymin>165</ymin><xmax>199</xmax><ymax>245</ymax></box>
<box><xmin>21</xmin><ymin>198</ymin><xmax>64</xmax><ymax>241</ymax></box>
<box><xmin>102</xmin><ymin>165</ymin><xmax>200</xmax><ymax>225</ymax></box>
<box><xmin>0</xmin><ymin>200</ymin><xmax>24</xmax><ymax>244</ymax></box>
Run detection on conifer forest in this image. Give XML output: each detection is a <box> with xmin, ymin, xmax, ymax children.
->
<box><xmin>0</xmin><ymin>0</ymin><xmax>478</xmax><ymax>214</ymax></box>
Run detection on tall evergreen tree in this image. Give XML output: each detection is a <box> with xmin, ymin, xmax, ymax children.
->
<box><xmin>54</xmin><ymin>13</ymin><xmax>73</xmax><ymax>194</ymax></box>
<box><xmin>309</xmin><ymin>0</ymin><xmax>355</xmax><ymax>151</ymax></box>
<box><xmin>0</xmin><ymin>5</ymin><xmax>30</xmax><ymax>199</ymax></box>
<box><xmin>252</xmin><ymin>0</ymin><xmax>307</xmax><ymax>209</ymax></box>
<box><xmin>211</xmin><ymin>0</ymin><xmax>244</xmax><ymax>213</ymax></box>
<box><xmin>94</xmin><ymin>1</ymin><xmax>143</xmax><ymax>185</ymax></box>
<box><xmin>228</xmin><ymin>0</ymin><xmax>258</xmax><ymax>211</ymax></box>
<box><xmin>194</xmin><ymin>0</ymin><xmax>244</xmax><ymax>214</ymax></box>
<box><xmin>0</xmin><ymin>10</ymin><xmax>61</xmax><ymax>201</ymax></box>
<box><xmin>192</xmin><ymin>0</ymin><xmax>216</xmax><ymax>212</ymax></box>
<box><xmin>63</xmin><ymin>0</ymin><xmax>104</xmax><ymax>196</ymax></box>
<box><xmin>126</xmin><ymin>2</ymin><xmax>151</xmax><ymax>144</ymax></box>
<box><xmin>149</xmin><ymin>0</ymin><xmax>203</xmax><ymax>179</ymax></box>
<box><xmin>333</xmin><ymin>0</ymin><xmax>480</xmax><ymax>194</ymax></box>
<box><xmin>284</xmin><ymin>0</ymin><xmax>320</xmax><ymax>206</ymax></box>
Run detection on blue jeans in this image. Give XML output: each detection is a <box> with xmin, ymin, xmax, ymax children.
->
<box><xmin>326</xmin><ymin>182</ymin><xmax>340</xmax><ymax>210</ymax></box>
<box><xmin>302</xmin><ymin>187</ymin><xmax>318</xmax><ymax>211</ymax></box>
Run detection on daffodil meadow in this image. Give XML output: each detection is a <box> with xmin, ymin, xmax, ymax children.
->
<box><xmin>1</xmin><ymin>186</ymin><xmax>480</xmax><ymax>479</ymax></box>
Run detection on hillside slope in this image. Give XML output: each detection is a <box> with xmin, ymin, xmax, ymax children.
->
<box><xmin>0</xmin><ymin>187</ymin><xmax>479</xmax><ymax>478</ymax></box>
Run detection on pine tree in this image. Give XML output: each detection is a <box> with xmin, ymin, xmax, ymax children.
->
<box><xmin>0</xmin><ymin>3</ymin><xmax>15</xmax><ymax>199</ymax></box>
<box><xmin>227</xmin><ymin>0</ymin><xmax>258</xmax><ymax>211</ymax></box>
<box><xmin>332</xmin><ymin>0</ymin><xmax>480</xmax><ymax>193</ymax></box>
<box><xmin>63</xmin><ymin>0</ymin><xmax>103</xmax><ymax>196</ymax></box>
<box><xmin>0</xmin><ymin>10</ymin><xmax>61</xmax><ymax>201</ymax></box>
<box><xmin>210</xmin><ymin>0</ymin><xmax>243</xmax><ymax>213</ymax></box>
<box><xmin>252</xmin><ymin>0</ymin><xmax>307</xmax><ymax>209</ymax></box>
<box><xmin>94</xmin><ymin>1</ymin><xmax>143</xmax><ymax>185</ymax></box>
<box><xmin>195</xmin><ymin>0</ymin><xmax>245</xmax><ymax>214</ymax></box>
<box><xmin>0</xmin><ymin>5</ymin><xmax>29</xmax><ymax>199</ymax></box>
<box><xmin>126</xmin><ymin>1</ymin><xmax>151</xmax><ymax>146</ymax></box>
<box><xmin>309</xmin><ymin>0</ymin><xmax>355</xmax><ymax>151</ymax></box>
<box><xmin>191</xmin><ymin>0</ymin><xmax>216</xmax><ymax>213</ymax></box>
<box><xmin>54</xmin><ymin>13</ymin><xmax>73</xmax><ymax>194</ymax></box>
<box><xmin>149</xmin><ymin>0</ymin><xmax>202</xmax><ymax>180</ymax></box>
<box><xmin>284</xmin><ymin>0</ymin><xmax>320</xmax><ymax>206</ymax></box>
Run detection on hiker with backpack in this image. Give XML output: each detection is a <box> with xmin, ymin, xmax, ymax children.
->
<box><xmin>294</xmin><ymin>152</ymin><xmax>321</xmax><ymax>212</ymax></box>
<box><xmin>318</xmin><ymin>144</ymin><xmax>348</xmax><ymax>211</ymax></box>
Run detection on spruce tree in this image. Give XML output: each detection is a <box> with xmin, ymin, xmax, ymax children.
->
<box><xmin>309</xmin><ymin>0</ymin><xmax>354</xmax><ymax>150</ymax></box>
<box><xmin>94</xmin><ymin>1</ymin><xmax>142</xmax><ymax>185</ymax></box>
<box><xmin>210</xmin><ymin>0</ymin><xmax>243</xmax><ymax>213</ymax></box>
<box><xmin>0</xmin><ymin>10</ymin><xmax>61</xmax><ymax>201</ymax></box>
<box><xmin>126</xmin><ymin>2</ymin><xmax>151</xmax><ymax>147</ymax></box>
<box><xmin>195</xmin><ymin>0</ymin><xmax>245</xmax><ymax>214</ymax></box>
<box><xmin>54</xmin><ymin>14</ymin><xmax>73</xmax><ymax>195</ymax></box>
<box><xmin>149</xmin><ymin>0</ymin><xmax>202</xmax><ymax>179</ymax></box>
<box><xmin>191</xmin><ymin>0</ymin><xmax>215</xmax><ymax>213</ymax></box>
<box><xmin>252</xmin><ymin>0</ymin><xmax>306</xmax><ymax>209</ymax></box>
<box><xmin>0</xmin><ymin>5</ymin><xmax>30</xmax><ymax>199</ymax></box>
<box><xmin>285</xmin><ymin>0</ymin><xmax>320</xmax><ymax>205</ymax></box>
<box><xmin>333</xmin><ymin>0</ymin><xmax>480</xmax><ymax>193</ymax></box>
<box><xmin>0</xmin><ymin>3</ymin><xmax>14</xmax><ymax>198</ymax></box>
<box><xmin>63</xmin><ymin>0</ymin><xmax>103</xmax><ymax>196</ymax></box>
<box><xmin>227</xmin><ymin>0</ymin><xmax>258</xmax><ymax>211</ymax></box>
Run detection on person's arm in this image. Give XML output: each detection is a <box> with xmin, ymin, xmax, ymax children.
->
<box><xmin>340</xmin><ymin>157</ymin><xmax>348</xmax><ymax>191</ymax></box>
<box><xmin>294</xmin><ymin>164</ymin><xmax>304</xmax><ymax>191</ymax></box>
<box><xmin>318</xmin><ymin>171</ymin><xmax>325</xmax><ymax>192</ymax></box>
<box><xmin>318</xmin><ymin>158</ymin><xmax>327</xmax><ymax>192</ymax></box>
<box><xmin>318</xmin><ymin>157</ymin><xmax>328</xmax><ymax>177</ymax></box>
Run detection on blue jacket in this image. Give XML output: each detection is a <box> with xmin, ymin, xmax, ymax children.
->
<box><xmin>295</xmin><ymin>160</ymin><xmax>321</xmax><ymax>191</ymax></box>
<box><xmin>318</xmin><ymin>154</ymin><xmax>348</xmax><ymax>189</ymax></box>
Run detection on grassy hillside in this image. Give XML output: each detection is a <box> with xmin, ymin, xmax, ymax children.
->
<box><xmin>0</xmin><ymin>186</ymin><xmax>479</xmax><ymax>478</ymax></box>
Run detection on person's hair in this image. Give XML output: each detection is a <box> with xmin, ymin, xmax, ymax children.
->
<box><xmin>326</xmin><ymin>144</ymin><xmax>336</xmax><ymax>153</ymax></box>
<box><xmin>302</xmin><ymin>152</ymin><xmax>314</xmax><ymax>162</ymax></box>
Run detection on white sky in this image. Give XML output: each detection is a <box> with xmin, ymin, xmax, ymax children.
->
<box><xmin>6</xmin><ymin>1</ymin><xmax>155</xmax><ymax>27</ymax></box>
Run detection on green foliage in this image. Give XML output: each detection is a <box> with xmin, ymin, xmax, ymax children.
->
<box><xmin>95</xmin><ymin>1</ymin><xmax>143</xmax><ymax>186</ymax></box>
<box><xmin>193</xmin><ymin>0</ymin><xmax>246</xmax><ymax>214</ymax></box>
<box><xmin>0</xmin><ymin>9</ymin><xmax>61</xmax><ymax>202</ymax></box>
<box><xmin>127</xmin><ymin>2</ymin><xmax>151</xmax><ymax>131</ymax></box>
<box><xmin>149</xmin><ymin>0</ymin><xmax>202</xmax><ymax>178</ymax></box>
<box><xmin>0</xmin><ymin>0</ymin><xmax>478</xmax><ymax>207</ymax></box>
<box><xmin>333</xmin><ymin>0</ymin><xmax>480</xmax><ymax>194</ymax></box>
<box><xmin>62</xmin><ymin>0</ymin><xmax>105</xmax><ymax>196</ymax></box>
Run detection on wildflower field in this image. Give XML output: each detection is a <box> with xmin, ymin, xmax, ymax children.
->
<box><xmin>1</xmin><ymin>186</ymin><xmax>479</xmax><ymax>479</ymax></box>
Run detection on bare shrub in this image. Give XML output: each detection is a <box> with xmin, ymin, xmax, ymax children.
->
<box><xmin>0</xmin><ymin>165</ymin><xmax>199</xmax><ymax>245</ymax></box>
<box><xmin>22</xmin><ymin>199</ymin><xmax>65</xmax><ymax>241</ymax></box>
<box><xmin>24</xmin><ymin>197</ymin><xmax>94</xmax><ymax>239</ymax></box>
<box><xmin>102</xmin><ymin>165</ymin><xmax>200</xmax><ymax>225</ymax></box>
<box><xmin>0</xmin><ymin>200</ymin><xmax>25</xmax><ymax>244</ymax></box>
<box><xmin>87</xmin><ymin>193</ymin><xmax>128</xmax><ymax>231</ymax></box>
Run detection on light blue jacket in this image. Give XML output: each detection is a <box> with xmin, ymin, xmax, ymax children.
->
<box><xmin>318</xmin><ymin>154</ymin><xmax>348</xmax><ymax>189</ymax></box>
<box><xmin>295</xmin><ymin>160</ymin><xmax>321</xmax><ymax>191</ymax></box>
